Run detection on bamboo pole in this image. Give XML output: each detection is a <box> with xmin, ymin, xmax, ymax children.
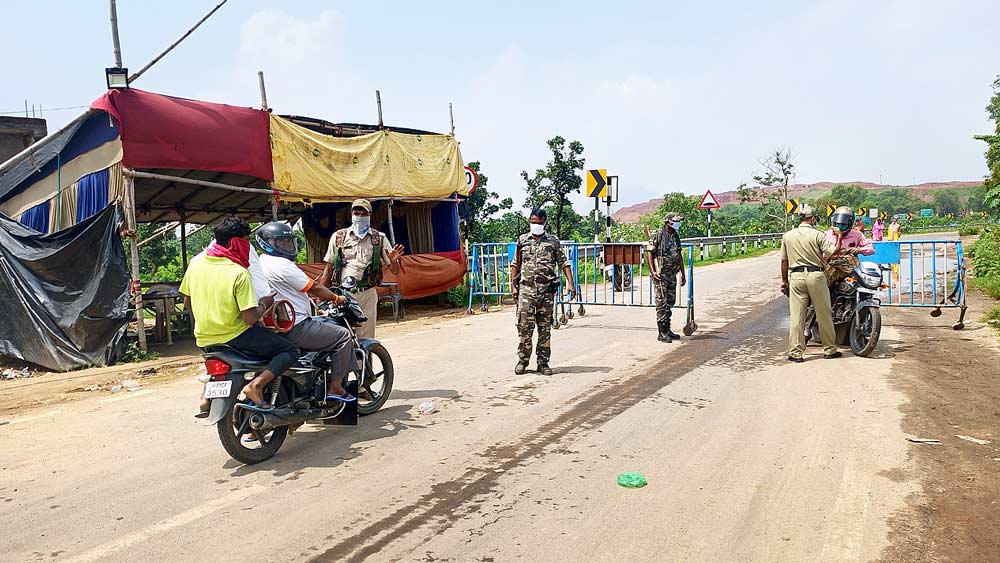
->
<box><xmin>124</xmin><ymin>170</ymin><xmax>300</xmax><ymax>198</ymax></box>
<box><xmin>180</xmin><ymin>212</ymin><xmax>188</xmax><ymax>273</ymax></box>
<box><xmin>257</xmin><ymin>70</ymin><xmax>269</xmax><ymax>111</ymax></box>
<box><xmin>386</xmin><ymin>198</ymin><xmax>396</xmax><ymax>245</ymax></box>
<box><xmin>128</xmin><ymin>0</ymin><xmax>229</xmax><ymax>84</ymax></box>
<box><xmin>109</xmin><ymin>0</ymin><xmax>123</xmax><ymax>67</ymax></box>
<box><xmin>125</xmin><ymin>170</ymin><xmax>148</xmax><ymax>352</ymax></box>
<box><xmin>376</xmin><ymin>90</ymin><xmax>383</xmax><ymax>129</ymax></box>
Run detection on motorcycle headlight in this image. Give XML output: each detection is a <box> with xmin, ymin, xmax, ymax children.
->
<box><xmin>858</xmin><ymin>271</ymin><xmax>881</xmax><ymax>289</ymax></box>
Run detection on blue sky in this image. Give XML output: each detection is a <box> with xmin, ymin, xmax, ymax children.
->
<box><xmin>3</xmin><ymin>1</ymin><xmax>998</xmax><ymax>209</ymax></box>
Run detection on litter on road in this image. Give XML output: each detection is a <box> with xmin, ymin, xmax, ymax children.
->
<box><xmin>955</xmin><ymin>435</ymin><xmax>991</xmax><ymax>446</ymax></box>
<box><xmin>417</xmin><ymin>401</ymin><xmax>438</xmax><ymax>415</ymax></box>
<box><xmin>907</xmin><ymin>438</ymin><xmax>943</xmax><ymax>445</ymax></box>
<box><xmin>617</xmin><ymin>472</ymin><xmax>648</xmax><ymax>488</ymax></box>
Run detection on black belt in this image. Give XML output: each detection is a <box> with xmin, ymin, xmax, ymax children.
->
<box><xmin>790</xmin><ymin>265</ymin><xmax>823</xmax><ymax>273</ymax></box>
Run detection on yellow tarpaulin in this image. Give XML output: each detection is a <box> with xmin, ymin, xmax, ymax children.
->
<box><xmin>269</xmin><ymin>115</ymin><xmax>467</xmax><ymax>201</ymax></box>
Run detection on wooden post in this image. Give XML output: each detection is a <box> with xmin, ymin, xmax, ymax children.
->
<box><xmin>125</xmin><ymin>171</ymin><xmax>147</xmax><ymax>352</ymax></box>
<box><xmin>386</xmin><ymin>198</ymin><xmax>396</xmax><ymax>245</ymax></box>
<box><xmin>180</xmin><ymin>212</ymin><xmax>188</xmax><ymax>272</ymax></box>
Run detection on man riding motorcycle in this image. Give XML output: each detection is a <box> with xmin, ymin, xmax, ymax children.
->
<box><xmin>255</xmin><ymin>222</ymin><xmax>356</xmax><ymax>402</ymax></box>
<box><xmin>825</xmin><ymin>206</ymin><xmax>875</xmax><ymax>284</ymax></box>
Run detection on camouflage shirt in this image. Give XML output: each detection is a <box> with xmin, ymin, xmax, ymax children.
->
<box><xmin>648</xmin><ymin>227</ymin><xmax>683</xmax><ymax>274</ymax></box>
<box><xmin>513</xmin><ymin>233</ymin><xmax>568</xmax><ymax>299</ymax></box>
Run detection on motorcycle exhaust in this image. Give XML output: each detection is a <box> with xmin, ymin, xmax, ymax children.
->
<box><xmin>248</xmin><ymin>407</ymin><xmax>342</xmax><ymax>431</ymax></box>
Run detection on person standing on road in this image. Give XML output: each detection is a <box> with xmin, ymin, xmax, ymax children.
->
<box><xmin>319</xmin><ymin>199</ymin><xmax>405</xmax><ymax>340</ymax></box>
<box><xmin>510</xmin><ymin>208</ymin><xmax>577</xmax><ymax>376</ymax></box>
<box><xmin>646</xmin><ymin>211</ymin><xmax>687</xmax><ymax>343</ymax></box>
<box><xmin>888</xmin><ymin>218</ymin><xmax>901</xmax><ymax>241</ymax></box>
<box><xmin>872</xmin><ymin>217</ymin><xmax>885</xmax><ymax>241</ymax></box>
<box><xmin>781</xmin><ymin>204</ymin><xmax>843</xmax><ymax>362</ymax></box>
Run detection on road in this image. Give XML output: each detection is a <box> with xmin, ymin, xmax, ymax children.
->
<box><xmin>0</xmin><ymin>244</ymin><xmax>979</xmax><ymax>562</ymax></box>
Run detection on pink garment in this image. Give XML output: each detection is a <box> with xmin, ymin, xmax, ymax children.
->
<box><xmin>826</xmin><ymin>228</ymin><xmax>874</xmax><ymax>256</ymax></box>
<box><xmin>872</xmin><ymin>219</ymin><xmax>885</xmax><ymax>241</ymax></box>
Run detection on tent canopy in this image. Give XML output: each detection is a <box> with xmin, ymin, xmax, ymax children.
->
<box><xmin>0</xmin><ymin>88</ymin><xmax>468</xmax><ymax>226</ymax></box>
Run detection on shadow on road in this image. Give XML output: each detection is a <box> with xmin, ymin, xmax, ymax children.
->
<box><xmin>552</xmin><ymin>365</ymin><xmax>612</xmax><ymax>374</ymax></box>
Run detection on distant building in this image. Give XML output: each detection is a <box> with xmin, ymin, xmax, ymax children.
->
<box><xmin>0</xmin><ymin>117</ymin><xmax>47</xmax><ymax>164</ymax></box>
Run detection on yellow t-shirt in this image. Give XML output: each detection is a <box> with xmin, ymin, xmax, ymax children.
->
<box><xmin>179</xmin><ymin>255</ymin><xmax>257</xmax><ymax>347</ymax></box>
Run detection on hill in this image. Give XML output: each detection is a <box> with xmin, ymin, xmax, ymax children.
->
<box><xmin>612</xmin><ymin>181</ymin><xmax>982</xmax><ymax>223</ymax></box>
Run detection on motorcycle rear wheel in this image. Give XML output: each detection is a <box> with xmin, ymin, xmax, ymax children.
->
<box><xmin>217</xmin><ymin>398</ymin><xmax>288</xmax><ymax>465</ymax></box>
<box><xmin>358</xmin><ymin>343</ymin><xmax>394</xmax><ymax>416</ymax></box>
<box><xmin>849</xmin><ymin>307</ymin><xmax>882</xmax><ymax>357</ymax></box>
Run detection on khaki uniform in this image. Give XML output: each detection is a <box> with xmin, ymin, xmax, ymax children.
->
<box><xmin>781</xmin><ymin>224</ymin><xmax>838</xmax><ymax>358</ymax></box>
<box><xmin>513</xmin><ymin>233</ymin><xmax>567</xmax><ymax>366</ymax></box>
<box><xmin>324</xmin><ymin>228</ymin><xmax>393</xmax><ymax>340</ymax></box>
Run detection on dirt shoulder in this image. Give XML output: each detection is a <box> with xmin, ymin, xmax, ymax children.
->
<box><xmin>878</xmin><ymin>288</ymin><xmax>1000</xmax><ymax>562</ymax></box>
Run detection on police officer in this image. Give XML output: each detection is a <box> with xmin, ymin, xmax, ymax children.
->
<box><xmin>646</xmin><ymin>211</ymin><xmax>687</xmax><ymax>343</ymax></box>
<box><xmin>780</xmin><ymin>203</ymin><xmax>843</xmax><ymax>362</ymax></box>
<box><xmin>319</xmin><ymin>199</ymin><xmax>405</xmax><ymax>340</ymax></box>
<box><xmin>510</xmin><ymin>209</ymin><xmax>577</xmax><ymax>376</ymax></box>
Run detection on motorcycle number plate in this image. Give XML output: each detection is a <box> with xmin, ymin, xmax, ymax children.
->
<box><xmin>204</xmin><ymin>380</ymin><xmax>232</xmax><ymax>399</ymax></box>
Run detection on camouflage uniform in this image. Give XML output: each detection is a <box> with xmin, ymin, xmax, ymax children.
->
<box><xmin>513</xmin><ymin>232</ymin><xmax>567</xmax><ymax>366</ymax></box>
<box><xmin>648</xmin><ymin>227</ymin><xmax>682</xmax><ymax>324</ymax></box>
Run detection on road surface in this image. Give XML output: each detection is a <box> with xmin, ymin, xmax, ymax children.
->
<box><xmin>0</xmin><ymin>244</ymin><xmax>986</xmax><ymax>562</ymax></box>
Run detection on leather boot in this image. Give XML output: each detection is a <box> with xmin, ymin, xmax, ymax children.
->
<box><xmin>657</xmin><ymin>322</ymin><xmax>672</xmax><ymax>343</ymax></box>
<box><xmin>666</xmin><ymin>321</ymin><xmax>680</xmax><ymax>340</ymax></box>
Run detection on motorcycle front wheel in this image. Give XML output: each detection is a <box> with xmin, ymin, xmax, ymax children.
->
<box><xmin>357</xmin><ymin>343</ymin><xmax>394</xmax><ymax>416</ymax></box>
<box><xmin>217</xmin><ymin>396</ymin><xmax>287</xmax><ymax>465</ymax></box>
<box><xmin>849</xmin><ymin>307</ymin><xmax>882</xmax><ymax>357</ymax></box>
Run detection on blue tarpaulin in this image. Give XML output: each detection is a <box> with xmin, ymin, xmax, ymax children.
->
<box><xmin>19</xmin><ymin>200</ymin><xmax>49</xmax><ymax>233</ymax></box>
<box><xmin>76</xmin><ymin>168</ymin><xmax>110</xmax><ymax>222</ymax></box>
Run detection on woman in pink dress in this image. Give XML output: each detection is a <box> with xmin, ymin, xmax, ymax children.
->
<box><xmin>871</xmin><ymin>217</ymin><xmax>885</xmax><ymax>241</ymax></box>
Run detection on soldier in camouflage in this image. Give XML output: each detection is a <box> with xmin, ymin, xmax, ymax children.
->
<box><xmin>646</xmin><ymin>211</ymin><xmax>687</xmax><ymax>343</ymax></box>
<box><xmin>510</xmin><ymin>209</ymin><xmax>577</xmax><ymax>376</ymax></box>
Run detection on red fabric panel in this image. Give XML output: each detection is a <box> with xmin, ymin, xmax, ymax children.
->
<box><xmin>91</xmin><ymin>89</ymin><xmax>273</xmax><ymax>180</ymax></box>
<box><xmin>432</xmin><ymin>250</ymin><xmax>465</xmax><ymax>263</ymax></box>
<box><xmin>297</xmin><ymin>251</ymin><xmax>467</xmax><ymax>300</ymax></box>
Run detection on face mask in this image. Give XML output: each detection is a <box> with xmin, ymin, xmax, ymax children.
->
<box><xmin>529</xmin><ymin>223</ymin><xmax>545</xmax><ymax>236</ymax></box>
<box><xmin>352</xmin><ymin>215</ymin><xmax>371</xmax><ymax>236</ymax></box>
<box><xmin>671</xmin><ymin>221</ymin><xmax>682</xmax><ymax>230</ymax></box>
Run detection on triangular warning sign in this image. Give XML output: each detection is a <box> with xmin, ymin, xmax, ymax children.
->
<box><xmin>698</xmin><ymin>190</ymin><xmax>721</xmax><ymax>209</ymax></box>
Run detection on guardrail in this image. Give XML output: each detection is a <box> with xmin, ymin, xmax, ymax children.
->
<box><xmin>679</xmin><ymin>233</ymin><xmax>783</xmax><ymax>261</ymax></box>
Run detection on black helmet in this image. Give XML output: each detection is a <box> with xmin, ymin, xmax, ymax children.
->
<box><xmin>830</xmin><ymin>206</ymin><xmax>855</xmax><ymax>233</ymax></box>
<box><xmin>255</xmin><ymin>222</ymin><xmax>298</xmax><ymax>260</ymax></box>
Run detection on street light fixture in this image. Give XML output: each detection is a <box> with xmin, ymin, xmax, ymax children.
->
<box><xmin>105</xmin><ymin>67</ymin><xmax>129</xmax><ymax>90</ymax></box>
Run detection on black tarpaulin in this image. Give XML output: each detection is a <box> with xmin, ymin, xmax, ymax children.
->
<box><xmin>0</xmin><ymin>205</ymin><xmax>130</xmax><ymax>371</ymax></box>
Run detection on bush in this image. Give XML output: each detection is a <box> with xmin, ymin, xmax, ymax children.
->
<box><xmin>971</xmin><ymin>229</ymin><xmax>1000</xmax><ymax>300</ymax></box>
<box><xmin>446</xmin><ymin>283</ymin><xmax>471</xmax><ymax>308</ymax></box>
<box><xmin>118</xmin><ymin>341</ymin><xmax>158</xmax><ymax>364</ymax></box>
<box><xmin>959</xmin><ymin>227</ymin><xmax>981</xmax><ymax>237</ymax></box>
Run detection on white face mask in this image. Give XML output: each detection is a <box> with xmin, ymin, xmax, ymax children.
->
<box><xmin>671</xmin><ymin>221</ymin><xmax>682</xmax><ymax>230</ymax></box>
<box><xmin>352</xmin><ymin>215</ymin><xmax>371</xmax><ymax>236</ymax></box>
<box><xmin>529</xmin><ymin>223</ymin><xmax>545</xmax><ymax>236</ymax></box>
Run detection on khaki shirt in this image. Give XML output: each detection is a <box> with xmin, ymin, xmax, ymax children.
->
<box><xmin>781</xmin><ymin>224</ymin><xmax>836</xmax><ymax>269</ymax></box>
<box><xmin>323</xmin><ymin>229</ymin><xmax>393</xmax><ymax>282</ymax></box>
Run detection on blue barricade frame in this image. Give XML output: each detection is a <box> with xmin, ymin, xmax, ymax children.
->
<box><xmin>866</xmin><ymin>239</ymin><xmax>968</xmax><ymax>329</ymax></box>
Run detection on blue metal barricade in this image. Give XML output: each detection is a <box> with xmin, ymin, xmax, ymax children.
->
<box><xmin>865</xmin><ymin>239</ymin><xmax>968</xmax><ymax>329</ymax></box>
<box><xmin>466</xmin><ymin>241</ymin><xmax>698</xmax><ymax>334</ymax></box>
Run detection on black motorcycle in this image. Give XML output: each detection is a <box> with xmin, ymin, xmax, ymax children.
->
<box><xmin>805</xmin><ymin>263</ymin><xmax>883</xmax><ymax>357</ymax></box>
<box><xmin>201</xmin><ymin>278</ymin><xmax>394</xmax><ymax>464</ymax></box>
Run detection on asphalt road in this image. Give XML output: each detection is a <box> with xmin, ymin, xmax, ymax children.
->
<box><xmin>0</xmin><ymin>249</ymin><xmax>920</xmax><ymax>562</ymax></box>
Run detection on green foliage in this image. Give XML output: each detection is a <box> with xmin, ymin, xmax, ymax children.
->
<box><xmin>520</xmin><ymin>136</ymin><xmax>586</xmax><ymax>239</ymax></box>
<box><xmin>749</xmin><ymin>149</ymin><xmax>796</xmax><ymax>230</ymax></box>
<box><xmin>118</xmin><ymin>341</ymin><xmax>158</xmax><ymax>364</ymax></box>
<box><xmin>830</xmin><ymin>184</ymin><xmax>867</xmax><ymax>209</ymax></box>
<box><xmin>463</xmin><ymin>161</ymin><xmax>513</xmax><ymax>243</ymax></box>
<box><xmin>975</xmin><ymin>76</ymin><xmax>1000</xmax><ymax>214</ymax></box>
<box><xmin>931</xmin><ymin>189</ymin><xmax>962</xmax><ymax>215</ymax></box>
<box><xmin>972</xmin><ymin>228</ymin><xmax>1000</xmax><ymax>281</ymax></box>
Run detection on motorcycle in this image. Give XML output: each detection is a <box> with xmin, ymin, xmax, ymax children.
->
<box><xmin>805</xmin><ymin>262</ymin><xmax>884</xmax><ymax>357</ymax></box>
<box><xmin>200</xmin><ymin>277</ymin><xmax>394</xmax><ymax>465</ymax></box>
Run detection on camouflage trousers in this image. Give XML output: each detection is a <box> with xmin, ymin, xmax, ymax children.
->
<box><xmin>516</xmin><ymin>293</ymin><xmax>555</xmax><ymax>365</ymax></box>
<box><xmin>653</xmin><ymin>275</ymin><xmax>677</xmax><ymax>324</ymax></box>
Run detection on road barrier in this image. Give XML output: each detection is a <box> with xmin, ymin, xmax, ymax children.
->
<box><xmin>866</xmin><ymin>239</ymin><xmax>968</xmax><ymax>329</ymax></box>
<box><xmin>466</xmin><ymin>241</ymin><xmax>698</xmax><ymax>335</ymax></box>
<box><xmin>681</xmin><ymin>233</ymin><xmax>782</xmax><ymax>262</ymax></box>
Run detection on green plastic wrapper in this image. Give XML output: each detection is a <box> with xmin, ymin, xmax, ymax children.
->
<box><xmin>617</xmin><ymin>472</ymin><xmax>648</xmax><ymax>488</ymax></box>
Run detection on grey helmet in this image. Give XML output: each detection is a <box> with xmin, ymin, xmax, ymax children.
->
<box><xmin>830</xmin><ymin>206</ymin><xmax>855</xmax><ymax>232</ymax></box>
<box><xmin>255</xmin><ymin>221</ymin><xmax>298</xmax><ymax>260</ymax></box>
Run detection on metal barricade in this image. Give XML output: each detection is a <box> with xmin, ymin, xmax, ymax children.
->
<box><xmin>554</xmin><ymin>242</ymin><xmax>697</xmax><ymax>335</ymax></box>
<box><xmin>467</xmin><ymin>242</ymin><xmax>515</xmax><ymax>313</ymax></box>
<box><xmin>866</xmin><ymin>239</ymin><xmax>968</xmax><ymax>329</ymax></box>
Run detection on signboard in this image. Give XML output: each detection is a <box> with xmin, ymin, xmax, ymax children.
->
<box><xmin>907</xmin><ymin>213</ymin><xmax>913</xmax><ymax>221</ymax></box>
<box><xmin>920</xmin><ymin>208</ymin><xmax>933</xmax><ymax>218</ymax></box>
<box><xmin>826</xmin><ymin>204</ymin><xmax>837</xmax><ymax>217</ymax></box>
<box><xmin>785</xmin><ymin>198</ymin><xmax>799</xmax><ymax>214</ymax></box>
<box><xmin>857</xmin><ymin>207</ymin><xmax>868</xmax><ymax>217</ymax></box>
<box><xmin>586</xmin><ymin>169</ymin><xmax>608</xmax><ymax>198</ymax></box>
<box><xmin>879</xmin><ymin>211</ymin><xmax>887</xmax><ymax>220</ymax></box>
<box><xmin>463</xmin><ymin>165</ymin><xmax>478</xmax><ymax>193</ymax></box>
<box><xmin>946</xmin><ymin>212</ymin><xmax>954</xmax><ymax>219</ymax></box>
<box><xmin>894</xmin><ymin>213</ymin><xmax>907</xmax><ymax>220</ymax></box>
<box><xmin>698</xmin><ymin>190</ymin><xmax>721</xmax><ymax>210</ymax></box>
<box><xmin>868</xmin><ymin>208</ymin><xmax>878</xmax><ymax>219</ymax></box>
<box><xmin>605</xmin><ymin>175</ymin><xmax>619</xmax><ymax>203</ymax></box>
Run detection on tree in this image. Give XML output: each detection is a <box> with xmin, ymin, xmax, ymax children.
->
<box><xmin>829</xmin><ymin>184</ymin><xmax>867</xmax><ymax>209</ymax></box>
<box><xmin>751</xmin><ymin>149</ymin><xmax>796</xmax><ymax>230</ymax></box>
<box><xmin>520</xmin><ymin>136</ymin><xmax>585</xmax><ymax>239</ymax></box>
<box><xmin>974</xmin><ymin>75</ymin><xmax>1000</xmax><ymax>214</ymax></box>
<box><xmin>931</xmin><ymin>189</ymin><xmax>962</xmax><ymax>215</ymax></box>
<box><xmin>462</xmin><ymin>161</ymin><xmax>512</xmax><ymax>243</ymax></box>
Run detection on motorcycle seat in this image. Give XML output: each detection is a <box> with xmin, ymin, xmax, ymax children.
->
<box><xmin>202</xmin><ymin>345</ymin><xmax>271</xmax><ymax>367</ymax></box>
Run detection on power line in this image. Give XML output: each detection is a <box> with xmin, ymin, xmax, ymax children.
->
<box><xmin>0</xmin><ymin>105</ymin><xmax>89</xmax><ymax>116</ymax></box>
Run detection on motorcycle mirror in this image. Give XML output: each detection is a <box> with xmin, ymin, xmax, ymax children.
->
<box><xmin>340</xmin><ymin>276</ymin><xmax>358</xmax><ymax>290</ymax></box>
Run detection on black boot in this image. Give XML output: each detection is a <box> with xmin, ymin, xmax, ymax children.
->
<box><xmin>657</xmin><ymin>322</ymin><xmax>672</xmax><ymax>343</ymax></box>
<box><xmin>666</xmin><ymin>321</ymin><xmax>680</xmax><ymax>340</ymax></box>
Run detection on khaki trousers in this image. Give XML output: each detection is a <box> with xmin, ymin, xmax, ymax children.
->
<box><xmin>788</xmin><ymin>271</ymin><xmax>838</xmax><ymax>357</ymax></box>
<box><xmin>355</xmin><ymin>287</ymin><xmax>379</xmax><ymax>340</ymax></box>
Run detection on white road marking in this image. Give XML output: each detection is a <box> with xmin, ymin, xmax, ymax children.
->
<box><xmin>64</xmin><ymin>483</ymin><xmax>268</xmax><ymax>563</ymax></box>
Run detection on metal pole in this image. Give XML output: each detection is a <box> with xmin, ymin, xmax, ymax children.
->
<box><xmin>376</xmin><ymin>90</ymin><xmax>384</xmax><ymax>129</ymax></box>
<box><xmin>110</xmin><ymin>0</ymin><xmax>123</xmax><ymax>67</ymax></box>
<box><xmin>605</xmin><ymin>197</ymin><xmax>612</xmax><ymax>243</ymax></box>
<box><xmin>125</xmin><ymin>171</ymin><xmax>147</xmax><ymax>352</ymax></box>
<box><xmin>127</xmin><ymin>0</ymin><xmax>229</xmax><ymax>83</ymax></box>
<box><xmin>257</xmin><ymin>71</ymin><xmax>269</xmax><ymax>111</ymax></box>
<box><xmin>707</xmin><ymin>210</ymin><xmax>712</xmax><ymax>238</ymax></box>
<box><xmin>593</xmin><ymin>198</ymin><xmax>599</xmax><ymax>243</ymax></box>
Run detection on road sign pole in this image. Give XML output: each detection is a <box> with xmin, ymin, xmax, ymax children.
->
<box><xmin>594</xmin><ymin>198</ymin><xmax>600</xmax><ymax>244</ymax></box>
<box><xmin>707</xmin><ymin>210</ymin><xmax>712</xmax><ymax>239</ymax></box>
<box><xmin>605</xmin><ymin>197</ymin><xmax>612</xmax><ymax>243</ymax></box>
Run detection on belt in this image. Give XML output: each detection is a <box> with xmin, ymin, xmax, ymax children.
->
<box><xmin>790</xmin><ymin>265</ymin><xmax>823</xmax><ymax>273</ymax></box>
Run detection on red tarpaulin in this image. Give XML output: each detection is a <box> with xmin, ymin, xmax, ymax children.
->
<box><xmin>298</xmin><ymin>252</ymin><xmax>467</xmax><ymax>300</ymax></box>
<box><xmin>91</xmin><ymin>89</ymin><xmax>273</xmax><ymax>180</ymax></box>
